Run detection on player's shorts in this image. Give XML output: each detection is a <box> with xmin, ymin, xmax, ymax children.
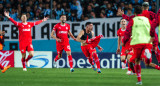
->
<box><xmin>81</xmin><ymin>44</ymin><xmax>96</xmax><ymax>58</ymax></box>
<box><xmin>130</xmin><ymin>44</ymin><xmax>152</xmax><ymax>64</ymax></box>
<box><xmin>56</xmin><ymin>43</ymin><xmax>71</xmax><ymax>55</ymax></box>
<box><xmin>121</xmin><ymin>46</ymin><xmax>133</xmax><ymax>57</ymax></box>
<box><xmin>19</xmin><ymin>42</ymin><xmax>34</xmax><ymax>53</ymax></box>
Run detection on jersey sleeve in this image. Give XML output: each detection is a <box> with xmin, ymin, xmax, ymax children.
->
<box><xmin>9</xmin><ymin>17</ymin><xmax>19</xmax><ymax>27</ymax></box>
<box><xmin>117</xmin><ymin>29</ymin><xmax>120</xmax><ymax>36</ymax></box>
<box><xmin>30</xmin><ymin>20</ymin><xmax>43</xmax><ymax>27</ymax></box>
<box><xmin>53</xmin><ymin>24</ymin><xmax>57</xmax><ymax>32</ymax></box>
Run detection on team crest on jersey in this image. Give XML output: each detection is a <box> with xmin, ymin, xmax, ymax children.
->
<box><xmin>28</xmin><ymin>25</ymin><xmax>31</xmax><ymax>27</ymax></box>
<box><xmin>66</xmin><ymin>27</ymin><xmax>68</xmax><ymax>30</ymax></box>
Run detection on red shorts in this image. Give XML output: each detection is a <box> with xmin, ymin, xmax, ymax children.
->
<box><xmin>121</xmin><ymin>46</ymin><xmax>133</xmax><ymax>56</ymax></box>
<box><xmin>81</xmin><ymin>44</ymin><xmax>96</xmax><ymax>58</ymax></box>
<box><xmin>56</xmin><ymin>43</ymin><xmax>71</xmax><ymax>55</ymax></box>
<box><xmin>130</xmin><ymin>44</ymin><xmax>152</xmax><ymax>64</ymax></box>
<box><xmin>19</xmin><ymin>43</ymin><xmax>34</xmax><ymax>53</ymax></box>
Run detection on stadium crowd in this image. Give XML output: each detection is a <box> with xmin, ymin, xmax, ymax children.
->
<box><xmin>0</xmin><ymin>0</ymin><xmax>158</xmax><ymax>21</ymax></box>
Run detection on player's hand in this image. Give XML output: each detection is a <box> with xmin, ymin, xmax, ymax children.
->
<box><xmin>1</xmin><ymin>31</ymin><xmax>5</xmax><ymax>35</ymax></box>
<box><xmin>98</xmin><ymin>47</ymin><xmax>104</xmax><ymax>52</ymax></box>
<box><xmin>149</xmin><ymin>37</ymin><xmax>155</xmax><ymax>43</ymax></box>
<box><xmin>116</xmin><ymin>48</ymin><xmax>120</xmax><ymax>54</ymax></box>
<box><xmin>56</xmin><ymin>38</ymin><xmax>61</xmax><ymax>42</ymax></box>
<box><xmin>42</xmin><ymin>17</ymin><xmax>48</xmax><ymax>21</ymax></box>
<box><xmin>4</xmin><ymin>11</ymin><xmax>10</xmax><ymax>18</ymax></box>
<box><xmin>117</xmin><ymin>9</ymin><xmax>124</xmax><ymax>16</ymax></box>
<box><xmin>73</xmin><ymin>38</ymin><xmax>77</xmax><ymax>41</ymax></box>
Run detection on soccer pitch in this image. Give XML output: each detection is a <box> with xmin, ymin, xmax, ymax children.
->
<box><xmin>0</xmin><ymin>68</ymin><xmax>159</xmax><ymax>86</ymax></box>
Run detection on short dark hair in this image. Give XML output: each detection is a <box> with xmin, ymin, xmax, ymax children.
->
<box><xmin>85</xmin><ymin>22</ymin><xmax>92</xmax><ymax>26</ymax></box>
<box><xmin>134</xmin><ymin>5</ymin><xmax>142</xmax><ymax>15</ymax></box>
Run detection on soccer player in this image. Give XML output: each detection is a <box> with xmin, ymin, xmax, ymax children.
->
<box><xmin>123</xmin><ymin>5</ymin><xmax>155</xmax><ymax>85</ymax></box>
<box><xmin>51</xmin><ymin>14</ymin><xmax>76</xmax><ymax>72</ymax></box>
<box><xmin>4</xmin><ymin>11</ymin><xmax>48</xmax><ymax>71</ymax></box>
<box><xmin>116</xmin><ymin>19</ymin><xmax>133</xmax><ymax>74</ymax></box>
<box><xmin>76</xmin><ymin>22</ymin><xmax>103</xmax><ymax>73</ymax></box>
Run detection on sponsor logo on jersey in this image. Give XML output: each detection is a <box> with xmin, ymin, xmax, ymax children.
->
<box><xmin>59</xmin><ymin>31</ymin><xmax>67</xmax><ymax>34</ymax></box>
<box><xmin>23</xmin><ymin>29</ymin><xmax>31</xmax><ymax>31</ymax></box>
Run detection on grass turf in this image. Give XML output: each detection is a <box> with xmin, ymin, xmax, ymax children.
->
<box><xmin>0</xmin><ymin>68</ymin><xmax>160</xmax><ymax>86</ymax></box>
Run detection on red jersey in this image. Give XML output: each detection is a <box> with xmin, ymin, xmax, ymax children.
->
<box><xmin>53</xmin><ymin>22</ymin><xmax>70</xmax><ymax>44</ymax></box>
<box><xmin>9</xmin><ymin>18</ymin><xmax>43</xmax><ymax>44</ymax></box>
<box><xmin>117</xmin><ymin>28</ymin><xmax>130</xmax><ymax>49</ymax></box>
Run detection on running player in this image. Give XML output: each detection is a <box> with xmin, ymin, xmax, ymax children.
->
<box><xmin>116</xmin><ymin>19</ymin><xmax>133</xmax><ymax>74</ymax></box>
<box><xmin>4</xmin><ymin>11</ymin><xmax>48</xmax><ymax>71</ymax></box>
<box><xmin>76</xmin><ymin>22</ymin><xmax>103</xmax><ymax>73</ymax></box>
<box><xmin>123</xmin><ymin>5</ymin><xmax>154</xmax><ymax>85</ymax></box>
<box><xmin>51</xmin><ymin>14</ymin><xmax>76</xmax><ymax>72</ymax></box>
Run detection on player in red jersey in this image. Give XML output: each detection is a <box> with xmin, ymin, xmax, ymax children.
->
<box><xmin>51</xmin><ymin>14</ymin><xmax>76</xmax><ymax>72</ymax></box>
<box><xmin>76</xmin><ymin>22</ymin><xmax>103</xmax><ymax>73</ymax></box>
<box><xmin>116</xmin><ymin>19</ymin><xmax>133</xmax><ymax>75</ymax></box>
<box><xmin>4</xmin><ymin>11</ymin><xmax>48</xmax><ymax>71</ymax></box>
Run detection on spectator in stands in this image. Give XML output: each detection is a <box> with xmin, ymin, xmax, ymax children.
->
<box><xmin>0</xmin><ymin>31</ymin><xmax>5</xmax><ymax>50</ymax></box>
<box><xmin>126</xmin><ymin>8</ymin><xmax>133</xmax><ymax>16</ymax></box>
<box><xmin>55</xmin><ymin>4</ymin><xmax>65</xmax><ymax>20</ymax></box>
<box><xmin>68</xmin><ymin>10</ymin><xmax>77</xmax><ymax>21</ymax></box>
<box><xmin>100</xmin><ymin>12</ymin><xmax>106</xmax><ymax>18</ymax></box>
<box><xmin>10</xmin><ymin>8</ymin><xmax>18</xmax><ymax>21</ymax></box>
<box><xmin>44</xmin><ymin>3</ymin><xmax>51</xmax><ymax>17</ymax></box>
<box><xmin>106</xmin><ymin>3</ymin><xmax>114</xmax><ymax>17</ymax></box>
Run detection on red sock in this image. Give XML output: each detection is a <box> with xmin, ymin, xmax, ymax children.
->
<box><xmin>93</xmin><ymin>53</ymin><xmax>100</xmax><ymax>69</ymax></box>
<box><xmin>54</xmin><ymin>55</ymin><xmax>60</xmax><ymax>62</ymax></box>
<box><xmin>155</xmin><ymin>65</ymin><xmax>160</xmax><ymax>70</ymax></box>
<box><xmin>25</xmin><ymin>55</ymin><xmax>32</xmax><ymax>62</ymax></box>
<box><xmin>135</xmin><ymin>65</ymin><xmax>141</xmax><ymax>82</ymax></box>
<box><xmin>68</xmin><ymin>55</ymin><xmax>73</xmax><ymax>68</ymax></box>
<box><xmin>88</xmin><ymin>58</ymin><xmax>94</xmax><ymax>65</ymax></box>
<box><xmin>21</xmin><ymin>58</ymin><xmax>26</xmax><ymax>68</ymax></box>
<box><xmin>128</xmin><ymin>63</ymin><xmax>131</xmax><ymax>71</ymax></box>
<box><xmin>0</xmin><ymin>64</ymin><xmax>4</xmax><ymax>70</ymax></box>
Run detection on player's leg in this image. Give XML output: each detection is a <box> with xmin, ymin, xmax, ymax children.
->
<box><xmin>0</xmin><ymin>63</ymin><xmax>11</xmax><ymax>73</ymax></box>
<box><xmin>81</xmin><ymin>45</ymin><xmax>95</xmax><ymax>68</ymax></box>
<box><xmin>65</xmin><ymin>45</ymin><xmax>74</xmax><ymax>72</ymax></box>
<box><xmin>25</xmin><ymin>44</ymin><xmax>34</xmax><ymax>67</ymax></box>
<box><xmin>121</xmin><ymin>47</ymin><xmax>127</xmax><ymax>69</ymax></box>
<box><xmin>91</xmin><ymin>50</ymin><xmax>101</xmax><ymax>73</ymax></box>
<box><xmin>132</xmin><ymin>44</ymin><xmax>143</xmax><ymax>85</ymax></box>
<box><xmin>21</xmin><ymin>52</ymin><xmax>27</xmax><ymax>71</ymax></box>
<box><xmin>121</xmin><ymin>55</ymin><xmax>126</xmax><ymax>69</ymax></box>
<box><xmin>154</xmin><ymin>46</ymin><xmax>160</xmax><ymax>65</ymax></box>
<box><xmin>126</xmin><ymin>54</ymin><xmax>135</xmax><ymax>75</ymax></box>
<box><xmin>54</xmin><ymin>43</ymin><xmax>63</xmax><ymax>62</ymax></box>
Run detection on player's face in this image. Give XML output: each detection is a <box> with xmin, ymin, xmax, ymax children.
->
<box><xmin>120</xmin><ymin>19</ymin><xmax>127</xmax><ymax>27</ymax></box>
<box><xmin>21</xmin><ymin>15</ymin><xmax>27</xmax><ymax>22</ymax></box>
<box><xmin>60</xmin><ymin>16</ymin><xmax>66</xmax><ymax>23</ymax></box>
<box><xmin>86</xmin><ymin>24</ymin><xmax>93</xmax><ymax>32</ymax></box>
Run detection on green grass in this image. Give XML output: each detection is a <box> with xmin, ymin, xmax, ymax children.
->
<box><xmin>0</xmin><ymin>68</ymin><xmax>160</xmax><ymax>86</ymax></box>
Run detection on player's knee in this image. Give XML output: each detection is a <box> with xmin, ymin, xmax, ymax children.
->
<box><xmin>121</xmin><ymin>58</ymin><xmax>125</xmax><ymax>62</ymax></box>
<box><xmin>30</xmin><ymin>54</ymin><xmax>34</xmax><ymax>57</ymax></box>
<box><xmin>66</xmin><ymin>52</ymin><xmax>71</xmax><ymax>56</ymax></box>
<box><xmin>145</xmin><ymin>63</ymin><xmax>149</xmax><ymax>67</ymax></box>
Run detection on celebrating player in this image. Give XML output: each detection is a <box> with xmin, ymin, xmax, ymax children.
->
<box><xmin>116</xmin><ymin>19</ymin><xmax>133</xmax><ymax>74</ymax></box>
<box><xmin>123</xmin><ymin>5</ymin><xmax>154</xmax><ymax>85</ymax></box>
<box><xmin>4</xmin><ymin>11</ymin><xmax>48</xmax><ymax>71</ymax></box>
<box><xmin>51</xmin><ymin>14</ymin><xmax>76</xmax><ymax>72</ymax></box>
<box><xmin>76</xmin><ymin>22</ymin><xmax>103</xmax><ymax>73</ymax></box>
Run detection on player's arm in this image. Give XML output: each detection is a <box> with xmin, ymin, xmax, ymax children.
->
<box><xmin>92</xmin><ymin>32</ymin><xmax>103</xmax><ymax>51</ymax></box>
<box><xmin>51</xmin><ymin>30</ymin><xmax>61</xmax><ymax>42</ymax></box>
<box><xmin>117</xmin><ymin>9</ymin><xmax>135</xmax><ymax>21</ymax></box>
<box><xmin>4</xmin><ymin>11</ymin><xmax>19</xmax><ymax>26</ymax></box>
<box><xmin>116</xmin><ymin>36</ymin><xmax>121</xmax><ymax>54</ymax></box>
<box><xmin>32</xmin><ymin>17</ymin><xmax>48</xmax><ymax>26</ymax></box>
<box><xmin>76</xmin><ymin>30</ymin><xmax>85</xmax><ymax>43</ymax></box>
<box><xmin>68</xmin><ymin>30</ymin><xmax>76</xmax><ymax>41</ymax></box>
